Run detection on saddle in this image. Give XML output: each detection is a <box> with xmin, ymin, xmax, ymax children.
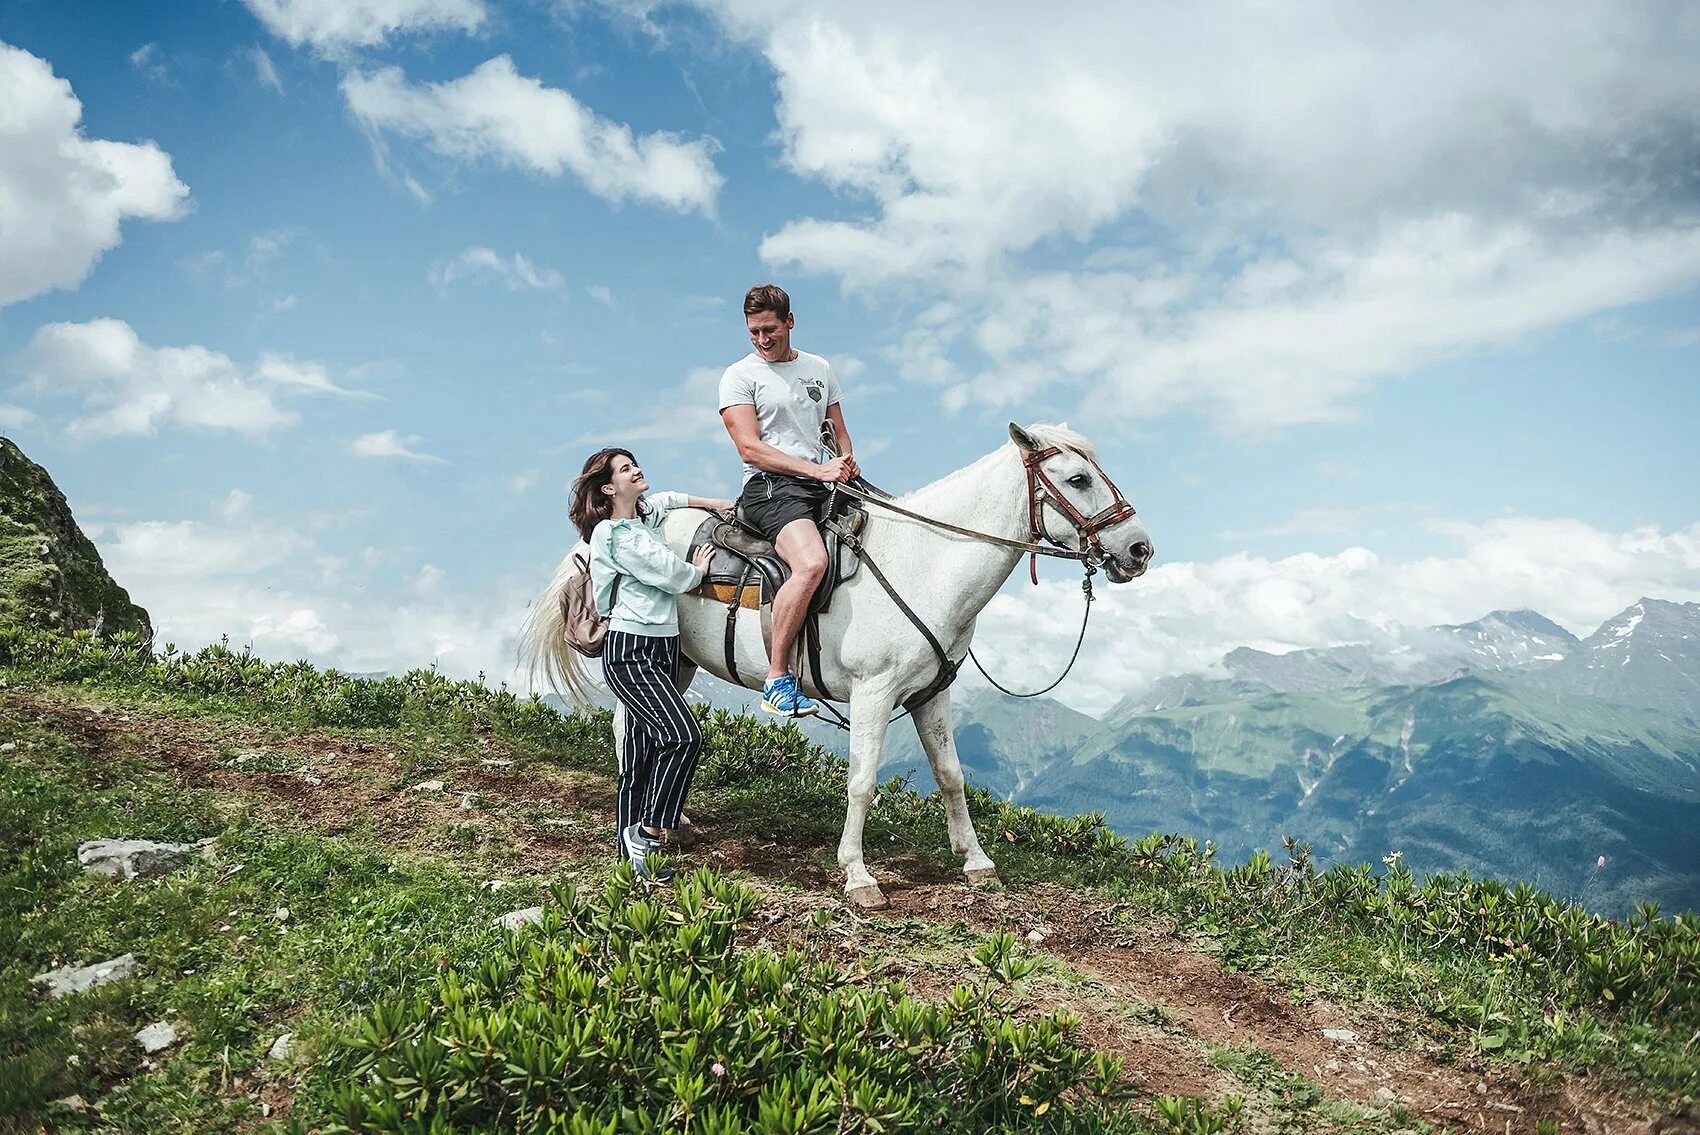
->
<box><xmin>688</xmin><ymin>496</ymin><xmax>865</xmax><ymax>611</ymax></box>
<box><xmin>687</xmin><ymin>491</ymin><xmax>867</xmax><ymax>696</ymax></box>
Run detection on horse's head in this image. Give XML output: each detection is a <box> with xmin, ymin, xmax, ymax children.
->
<box><xmin>1010</xmin><ymin>422</ymin><xmax>1154</xmax><ymax>583</ymax></box>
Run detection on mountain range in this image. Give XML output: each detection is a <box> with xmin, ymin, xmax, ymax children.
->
<box><xmin>871</xmin><ymin>601</ymin><xmax>1700</xmax><ymax>917</ymax></box>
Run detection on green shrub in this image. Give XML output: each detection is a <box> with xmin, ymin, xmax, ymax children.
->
<box><xmin>309</xmin><ymin>868</ymin><xmax>1181</xmax><ymax>1135</ymax></box>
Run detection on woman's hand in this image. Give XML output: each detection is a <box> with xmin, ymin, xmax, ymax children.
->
<box><xmin>690</xmin><ymin>545</ymin><xmax>716</xmax><ymax>574</ymax></box>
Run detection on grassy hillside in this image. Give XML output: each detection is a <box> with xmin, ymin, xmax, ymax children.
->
<box><xmin>2</xmin><ymin>626</ymin><xmax>1697</xmax><ymax>1133</ymax></box>
<box><xmin>0</xmin><ymin>438</ymin><xmax>151</xmax><ymax>642</ymax></box>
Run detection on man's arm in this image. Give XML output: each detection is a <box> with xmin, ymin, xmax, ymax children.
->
<box><xmin>720</xmin><ymin>405</ymin><xmax>852</xmax><ymax>481</ymax></box>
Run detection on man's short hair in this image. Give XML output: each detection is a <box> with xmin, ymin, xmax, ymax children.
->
<box><xmin>743</xmin><ymin>284</ymin><xmax>791</xmax><ymax>320</ymax></box>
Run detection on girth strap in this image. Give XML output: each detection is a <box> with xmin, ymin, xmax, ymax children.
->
<box><xmin>723</xmin><ymin>562</ymin><xmax>755</xmax><ymax>688</ymax></box>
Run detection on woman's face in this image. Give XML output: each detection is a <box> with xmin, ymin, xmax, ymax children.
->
<box><xmin>602</xmin><ymin>453</ymin><xmax>648</xmax><ymax>502</ymax></box>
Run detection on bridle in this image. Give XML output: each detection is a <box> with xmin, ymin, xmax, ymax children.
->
<box><xmin>1021</xmin><ymin>445</ymin><xmax>1139</xmax><ymax>583</ymax></box>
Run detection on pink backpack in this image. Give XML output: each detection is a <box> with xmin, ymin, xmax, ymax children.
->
<box><xmin>559</xmin><ymin>553</ymin><xmax>621</xmax><ymax>658</ymax></box>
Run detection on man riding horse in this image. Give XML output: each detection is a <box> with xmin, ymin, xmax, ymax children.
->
<box><xmin>717</xmin><ymin>283</ymin><xmax>858</xmax><ymax>718</ymax></box>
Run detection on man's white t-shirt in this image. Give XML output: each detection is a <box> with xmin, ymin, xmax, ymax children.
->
<box><xmin>717</xmin><ymin>350</ymin><xmax>842</xmax><ymax>484</ymax></box>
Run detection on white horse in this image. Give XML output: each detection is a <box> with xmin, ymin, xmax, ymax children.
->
<box><xmin>522</xmin><ymin>423</ymin><xmax>1153</xmax><ymax>908</ymax></box>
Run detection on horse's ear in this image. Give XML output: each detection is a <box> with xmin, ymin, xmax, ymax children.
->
<box><xmin>1008</xmin><ymin>422</ymin><xmax>1039</xmax><ymax>451</ymax></box>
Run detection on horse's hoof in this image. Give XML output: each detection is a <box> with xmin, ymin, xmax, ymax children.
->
<box><xmin>964</xmin><ymin>868</ymin><xmax>1001</xmax><ymax>887</ymax></box>
<box><xmin>846</xmin><ymin>884</ymin><xmax>889</xmax><ymax>910</ymax></box>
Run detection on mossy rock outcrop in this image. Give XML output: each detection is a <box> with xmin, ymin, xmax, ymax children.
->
<box><xmin>0</xmin><ymin>436</ymin><xmax>151</xmax><ymax>641</ymax></box>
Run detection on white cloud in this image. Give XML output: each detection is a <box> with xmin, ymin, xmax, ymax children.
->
<box><xmin>429</xmin><ymin>246</ymin><xmax>564</xmax><ymax>292</ymax></box>
<box><xmin>966</xmin><ymin>516</ymin><xmax>1700</xmax><ymax>715</ymax></box>
<box><xmin>92</xmin><ymin>505</ymin><xmax>528</xmax><ymax>678</ymax></box>
<box><xmin>341</xmin><ymin>56</ymin><xmax>722</xmax><ymax>214</ymax></box>
<box><xmin>573</xmin><ymin>365</ymin><xmax>727</xmax><ymax>447</ymax></box>
<box><xmin>350</xmin><ymin>429</ymin><xmax>445</xmax><ymax>463</ymax></box>
<box><xmin>14</xmin><ymin>319</ymin><xmax>360</xmax><ymax>439</ymax></box>
<box><xmin>0</xmin><ymin>404</ymin><xmax>38</xmax><ymax>429</ymax></box>
<box><xmin>585</xmin><ymin>283</ymin><xmax>614</xmax><ymax>306</ymax></box>
<box><xmin>129</xmin><ymin>43</ymin><xmax>170</xmax><ymax>85</ymax></box>
<box><xmin>664</xmin><ymin>2</ymin><xmax>1700</xmax><ymax>427</ymax></box>
<box><xmin>0</xmin><ymin>40</ymin><xmax>190</xmax><ymax>308</ymax></box>
<box><xmin>241</xmin><ymin>0</ymin><xmax>485</xmax><ymax>53</ymax></box>
<box><xmin>248</xmin><ymin>46</ymin><xmax>283</xmax><ymax>92</ymax></box>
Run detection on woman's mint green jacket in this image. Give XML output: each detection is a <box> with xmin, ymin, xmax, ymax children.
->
<box><xmin>589</xmin><ymin>491</ymin><xmax>704</xmax><ymax>638</ymax></box>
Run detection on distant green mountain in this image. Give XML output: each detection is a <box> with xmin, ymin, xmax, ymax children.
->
<box><xmin>1019</xmin><ymin>673</ymin><xmax>1700</xmax><ymax>916</ymax></box>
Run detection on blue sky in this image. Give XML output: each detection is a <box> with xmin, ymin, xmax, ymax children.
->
<box><xmin>3</xmin><ymin>0</ymin><xmax>1698</xmax><ymax>712</ymax></box>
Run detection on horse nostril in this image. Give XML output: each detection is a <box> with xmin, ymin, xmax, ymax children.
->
<box><xmin>1129</xmin><ymin>541</ymin><xmax>1151</xmax><ymax>564</ymax></box>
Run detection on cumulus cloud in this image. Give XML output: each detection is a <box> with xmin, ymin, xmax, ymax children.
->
<box><xmin>92</xmin><ymin>505</ymin><xmax>529</xmax><ymax>678</ymax></box>
<box><xmin>429</xmin><ymin>246</ymin><xmax>564</xmax><ymax>292</ymax></box>
<box><xmin>341</xmin><ymin>56</ymin><xmax>722</xmax><ymax>214</ymax></box>
<box><xmin>14</xmin><ymin>319</ymin><xmax>359</xmax><ymax>439</ymax></box>
<box><xmin>664</xmin><ymin>2</ymin><xmax>1700</xmax><ymax>427</ymax></box>
<box><xmin>241</xmin><ymin>0</ymin><xmax>485</xmax><ymax>53</ymax></box>
<box><xmin>350</xmin><ymin>429</ymin><xmax>445</xmax><ymax>463</ymax></box>
<box><xmin>0</xmin><ymin>40</ymin><xmax>190</xmax><ymax>308</ymax></box>
<box><xmin>965</xmin><ymin>515</ymin><xmax>1700</xmax><ymax>715</ymax></box>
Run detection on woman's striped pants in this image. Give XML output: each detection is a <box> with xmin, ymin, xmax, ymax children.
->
<box><xmin>600</xmin><ymin>631</ymin><xmax>703</xmax><ymax>849</ymax></box>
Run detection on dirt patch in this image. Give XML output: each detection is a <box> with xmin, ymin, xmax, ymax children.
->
<box><xmin>5</xmin><ymin>689</ymin><xmax>1677</xmax><ymax>1134</ymax></box>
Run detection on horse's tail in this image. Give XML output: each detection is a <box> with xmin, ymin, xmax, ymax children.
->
<box><xmin>518</xmin><ymin>546</ymin><xmax>599</xmax><ymax>706</ymax></box>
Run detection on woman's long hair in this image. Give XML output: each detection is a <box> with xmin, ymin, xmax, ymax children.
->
<box><xmin>568</xmin><ymin>447</ymin><xmax>639</xmax><ymax>542</ymax></box>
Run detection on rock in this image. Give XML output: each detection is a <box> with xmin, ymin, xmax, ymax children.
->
<box><xmin>1375</xmin><ymin>1087</ymin><xmax>1397</xmax><ymax>1102</ymax></box>
<box><xmin>407</xmin><ymin>780</ymin><xmax>446</xmax><ymax>793</ymax></box>
<box><xmin>32</xmin><ymin>953</ymin><xmax>139</xmax><ymax>998</ymax></box>
<box><xmin>135</xmin><ymin>1021</ymin><xmax>177</xmax><ymax>1053</ymax></box>
<box><xmin>267</xmin><ymin>1032</ymin><xmax>295</xmax><ymax>1062</ymax></box>
<box><xmin>481</xmin><ymin>758</ymin><xmax>513</xmax><ymax>768</ymax></box>
<box><xmin>1324</xmin><ymin>1058</ymin><xmax>1342</xmax><ymax>1073</ymax></box>
<box><xmin>1025</xmin><ymin>926</ymin><xmax>1051</xmax><ymax>944</ymax></box>
<box><xmin>50</xmin><ymin>1095</ymin><xmax>88</xmax><ymax>1113</ymax></box>
<box><xmin>1322</xmin><ymin>1027</ymin><xmax>1358</xmax><ymax>1043</ymax></box>
<box><xmin>493</xmin><ymin>906</ymin><xmax>543</xmax><ymax>931</ymax></box>
<box><xmin>458</xmin><ymin>791</ymin><xmax>478</xmax><ymax>810</ymax></box>
<box><xmin>1</xmin><ymin>741</ymin><xmax>16</xmax><ymax>752</ymax></box>
<box><xmin>274</xmin><ymin>906</ymin><xmax>290</xmax><ymax>922</ymax></box>
<box><xmin>78</xmin><ymin>838</ymin><xmax>209</xmax><ymax>880</ymax></box>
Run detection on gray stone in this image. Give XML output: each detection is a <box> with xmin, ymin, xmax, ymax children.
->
<box><xmin>135</xmin><ymin>1021</ymin><xmax>177</xmax><ymax>1053</ymax></box>
<box><xmin>493</xmin><ymin>906</ymin><xmax>543</xmax><ymax>931</ymax></box>
<box><xmin>1322</xmin><ymin>1027</ymin><xmax>1358</xmax><ymax>1043</ymax></box>
<box><xmin>1375</xmin><ymin>1087</ymin><xmax>1398</xmax><ymax>1102</ymax></box>
<box><xmin>33</xmin><ymin>953</ymin><xmax>139</xmax><ymax>998</ymax></box>
<box><xmin>50</xmin><ymin>1095</ymin><xmax>88</xmax><ymax>1113</ymax></box>
<box><xmin>407</xmin><ymin>779</ymin><xmax>446</xmax><ymax>793</ymax></box>
<box><xmin>77</xmin><ymin>838</ymin><xmax>209</xmax><ymax>881</ymax></box>
<box><xmin>267</xmin><ymin>1032</ymin><xmax>295</xmax><ymax>1062</ymax></box>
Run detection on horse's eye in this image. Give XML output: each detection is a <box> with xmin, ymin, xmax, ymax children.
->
<box><xmin>1067</xmin><ymin>474</ymin><xmax>1091</xmax><ymax>489</ymax></box>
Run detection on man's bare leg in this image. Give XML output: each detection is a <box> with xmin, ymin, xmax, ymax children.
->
<box><xmin>769</xmin><ymin>518</ymin><xmax>828</xmax><ymax>680</ymax></box>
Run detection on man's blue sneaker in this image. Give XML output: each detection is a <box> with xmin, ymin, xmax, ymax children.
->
<box><xmin>761</xmin><ymin>673</ymin><xmax>819</xmax><ymax>717</ymax></box>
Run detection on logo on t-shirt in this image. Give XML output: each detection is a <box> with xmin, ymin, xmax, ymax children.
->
<box><xmin>804</xmin><ymin>379</ymin><xmax>824</xmax><ymax>403</ymax></box>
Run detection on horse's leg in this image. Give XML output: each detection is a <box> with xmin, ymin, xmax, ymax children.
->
<box><xmin>909</xmin><ymin>691</ymin><xmax>999</xmax><ymax>886</ymax></box>
<box><xmin>841</xmin><ymin>681</ymin><xmax>899</xmax><ymax>909</ymax></box>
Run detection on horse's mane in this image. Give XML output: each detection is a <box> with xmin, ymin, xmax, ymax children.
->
<box><xmin>899</xmin><ymin>422</ymin><xmax>1097</xmax><ymax>502</ymax></box>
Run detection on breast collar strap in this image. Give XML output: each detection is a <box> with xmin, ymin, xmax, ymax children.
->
<box><xmin>1023</xmin><ymin>446</ymin><xmax>1138</xmax><ymax>583</ymax></box>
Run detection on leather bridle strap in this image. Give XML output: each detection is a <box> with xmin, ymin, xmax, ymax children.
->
<box><xmin>1022</xmin><ymin>446</ymin><xmax>1138</xmax><ymax>584</ymax></box>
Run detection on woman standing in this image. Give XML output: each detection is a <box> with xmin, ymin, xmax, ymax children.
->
<box><xmin>570</xmin><ymin>447</ymin><xmax>729</xmax><ymax>881</ymax></box>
